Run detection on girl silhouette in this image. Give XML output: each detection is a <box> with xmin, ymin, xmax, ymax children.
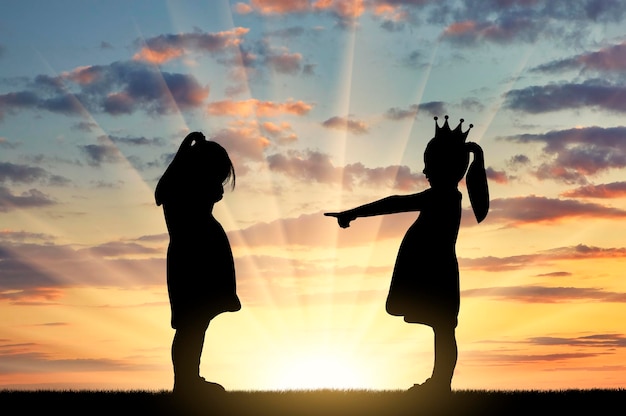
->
<box><xmin>326</xmin><ymin>116</ymin><xmax>489</xmax><ymax>395</ymax></box>
<box><xmin>155</xmin><ymin>132</ymin><xmax>241</xmax><ymax>396</ymax></box>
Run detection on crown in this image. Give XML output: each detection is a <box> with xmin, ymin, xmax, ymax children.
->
<box><xmin>434</xmin><ymin>115</ymin><xmax>473</xmax><ymax>143</ymax></box>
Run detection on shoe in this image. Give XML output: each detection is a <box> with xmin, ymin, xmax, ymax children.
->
<box><xmin>197</xmin><ymin>377</ymin><xmax>225</xmax><ymax>393</ymax></box>
<box><xmin>173</xmin><ymin>376</ymin><xmax>226</xmax><ymax>397</ymax></box>
<box><xmin>407</xmin><ymin>378</ymin><xmax>451</xmax><ymax>396</ymax></box>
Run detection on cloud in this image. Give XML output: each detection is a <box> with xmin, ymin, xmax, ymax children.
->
<box><xmin>507</xmin><ymin>154</ymin><xmax>530</xmax><ymax>167</ymax></box>
<box><xmin>0</xmin><ymin>91</ymin><xmax>42</xmax><ymax>120</ymax></box>
<box><xmin>528</xmin><ymin>334</ymin><xmax>626</xmax><ymax>348</ymax></box>
<box><xmin>237</xmin><ymin>0</ymin><xmax>367</xmax><ymax>23</ymax></box>
<box><xmin>267</xmin><ymin>150</ymin><xmax>341</xmax><ymax>185</ymax></box>
<box><xmin>535</xmin><ymin>271</ymin><xmax>572</xmax><ymax>277</ymax></box>
<box><xmin>500</xmin><ymin>126</ymin><xmax>626</xmax><ymax>183</ymax></box>
<box><xmin>561</xmin><ymin>182</ymin><xmax>626</xmax><ymax>198</ymax></box>
<box><xmin>460</xmin><ymin>243</ymin><xmax>626</xmax><ymax>272</ymax></box>
<box><xmin>466</xmin><ymin>350</ymin><xmax>598</xmax><ymax>365</ymax></box>
<box><xmin>440</xmin><ymin>17</ymin><xmax>538</xmax><ymax>45</ymax></box>
<box><xmin>72</xmin><ymin>121</ymin><xmax>98</xmax><ymax>132</ymax></box>
<box><xmin>0</xmin><ymin>230</ymin><xmax>56</xmax><ymax>243</ymax></box>
<box><xmin>208</xmin><ymin>98</ymin><xmax>314</xmax><ymax>118</ymax></box>
<box><xmin>504</xmin><ymin>80</ymin><xmax>626</xmax><ymax>114</ymax></box>
<box><xmin>321</xmin><ymin>116</ymin><xmax>369</xmax><ymax>134</ymax></box>
<box><xmin>79</xmin><ymin>137</ymin><xmax>125</xmax><ymax>167</ymax></box>
<box><xmin>0</xmin><ymin>61</ymin><xmax>209</xmax><ymax>121</ymax></box>
<box><xmin>0</xmin><ymin>162</ymin><xmax>49</xmax><ymax>184</ymax></box>
<box><xmin>0</xmin><ymin>187</ymin><xmax>56</xmax><ymax>212</ymax></box>
<box><xmin>242</xmin><ymin>0</ymin><xmax>310</xmax><ymax>15</ymax></box>
<box><xmin>81</xmin><ymin>241</ymin><xmax>160</xmax><ymax>259</ymax></box>
<box><xmin>260</xmin><ymin>121</ymin><xmax>298</xmax><ymax>144</ymax></box>
<box><xmin>485</xmin><ymin>167</ymin><xmax>509</xmax><ymax>184</ymax></box>
<box><xmin>462</xmin><ymin>285</ymin><xmax>626</xmax><ymax>303</ymax></box>
<box><xmin>133</xmin><ymin>28</ymin><xmax>249</xmax><ymax>64</ymax></box>
<box><xmin>313</xmin><ymin>0</ymin><xmax>367</xmax><ymax>26</ymax></box>
<box><xmin>235</xmin><ymin>0</ymin><xmax>372</xmax><ymax>28</ymax></box>
<box><xmin>213</xmin><ymin>120</ymin><xmax>272</xmax><ymax>162</ymax></box>
<box><xmin>532</xmin><ymin>41</ymin><xmax>626</xmax><ymax>74</ymax></box>
<box><xmin>0</xmin><ymin>162</ymin><xmax>70</xmax><ymax>188</ymax></box>
<box><xmin>267</xmin><ymin>150</ymin><xmax>426</xmax><ymax>190</ymax></box>
<box><xmin>265</xmin><ymin>51</ymin><xmax>303</xmax><ymax>74</ymax></box>
<box><xmin>0</xmin><ymin>348</ymin><xmax>153</xmax><ymax>374</ymax></box>
<box><xmin>483</xmin><ymin>195</ymin><xmax>626</xmax><ymax>226</ymax></box>
<box><xmin>233</xmin><ymin>0</ymin><xmax>626</xmax><ymax>45</ymax></box>
<box><xmin>263</xmin><ymin>26</ymin><xmax>307</xmax><ymax>39</ymax></box>
<box><xmin>105</xmin><ymin>134</ymin><xmax>164</xmax><ymax>147</ymax></box>
<box><xmin>0</xmin><ymin>239</ymin><xmax>166</xmax><ymax>303</ymax></box>
<box><xmin>384</xmin><ymin>101</ymin><xmax>446</xmax><ymax>120</ymax></box>
<box><xmin>402</xmin><ymin>50</ymin><xmax>425</xmax><ymax>68</ymax></box>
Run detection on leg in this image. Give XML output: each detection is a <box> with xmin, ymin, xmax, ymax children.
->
<box><xmin>171</xmin><ymin>320</ymin><xmax>209</xmax><ymax>392</ymax></box>
<box><xmin>431</xmin><ymin>325</ymin><xmax>457</xmax><ymax>388</ymax></box>
<box><xmin>407</xmin><ymin>324</ymin><xmax>456</xmax><ymax>395</ymax></box>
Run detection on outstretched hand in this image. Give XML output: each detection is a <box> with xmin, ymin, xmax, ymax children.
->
<box><xmin>324</xmin><ymin>212</ymin><xmax>355</xmax><ymax>228</ymax></box>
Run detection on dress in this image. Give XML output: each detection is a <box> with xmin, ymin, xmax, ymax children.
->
<box><xmin>385</xmin><ymin>188</ymin><xmax>462</xmax><ymax>329</ymax></box>
<box><xmin>163</xmin><ymin>199</ymin><xmax>241</xmax><ymax>330</ymax></box>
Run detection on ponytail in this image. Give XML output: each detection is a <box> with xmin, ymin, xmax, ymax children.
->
<box><xmin>465</xmin><ymin>142</ymin><xmax>489</xmax><ymax>223</ymax></box>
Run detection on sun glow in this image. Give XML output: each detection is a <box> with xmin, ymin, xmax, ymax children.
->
<box><xmin>271</xmin><ymin>352</ymin><xmax>371</xmax><ymax>390</ymax></box>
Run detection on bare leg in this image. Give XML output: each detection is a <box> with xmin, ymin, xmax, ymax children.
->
<box><xmin>171</xmin><ymin>322</ymin><xmax>208</xmax><ymax>391</ymax></box>
<box><xmin>431</xmin><ymin>326</ymin><xmax>457</xmax><ymax>388</ymax></box>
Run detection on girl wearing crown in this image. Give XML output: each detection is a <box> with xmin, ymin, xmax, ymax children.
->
<box><xmin>326</xmin><ymin>116</ymin><xmax>489</xmax><ymax>395</ymax></box>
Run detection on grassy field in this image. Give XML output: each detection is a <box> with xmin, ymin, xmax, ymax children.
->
<box><xmin>1</xmin><ymin>389</ymin><xmax>624</xmax><ymax>415</ymax></box>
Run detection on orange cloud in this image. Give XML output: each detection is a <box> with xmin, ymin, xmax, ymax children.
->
<box><xmin>486</xmin><ymin>167</ymin><xmax>509</xmax><ymax>184</ymax></box>
<box><xmin>372</xmin><ymin>3</ymin><xmax>409</xmax><ymax>22</ymax></box>
<box><xmin>443</xmin><ymin>20</ymin><xmax>477</xmax><ymax>36</ymax></box>
<box><xmin>133</xmin><ymin>28</ymin><xmax>249</xmax><ymax>64</ymax></box>
<box><xmin>214</xmin><ymin>120</ymin><xmax>272</xmax><ymax>162</ymax></box>
<box><xmin>234</xmin><ymin>2</ymin><xmax>254</xmax><ymax>14</ymax></box>
<box><xmin>462</xmin><ymin>285</ymin><xmax>626</xmax><ymax>304</ymax></box>
<box><xmin>483</xmin><ymin>195</ymin><xmax>626</xmax><ymax>227</ymax></box>
<box><xmin>561</xmin><ymin>182</ymin><xmax>626</xmax><ymax>199</ymax></box>
<box><xmin>460</xmin><ymin>244</ymin><xmax>626</xmax><ymax>272</ymax></box>
<box><xmin>261</xmin><ymin>121</ymin><xmax>298</xmax><ymax>144</ymax></box>
<box><xmin>314</xmin><ymin>0</ymin><xmax>366</xmax><ymax>19</ymax></box>
<box><xmin>61</xmin><ymin>66</ymin><xmax>100</xmax><ymax>85</ymax></box>
<box><xmin>133</xmin><ymin>48</ymin><xmax>184</xmax><ymax>65</ymax></box>
<box><xmin>207</xmin><ymin>99</ymin><xmax>313</xmax><ymax>117</ymax></box>
<box><xmin>238</xmin><ymin>0</ymin><xmax>366</xmax><ymax>20</ymax></box>
<box><xmin>249</xmin><ymin>0</ymin><xmax>310</xmax><ymax>14</ymax></box>
<box><xmin>577</xmin><ymin>41</ymin><xmax>626</xmax><ymax>71</ymax></box>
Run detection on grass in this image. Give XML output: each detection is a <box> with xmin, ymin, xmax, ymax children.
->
<box><xmin>1</xmin><ymin>388</ymin><xmax>624</xmax><ymax>415</ymax></box>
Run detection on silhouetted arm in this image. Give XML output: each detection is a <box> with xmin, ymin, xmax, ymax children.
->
<box><xmin>325</xmin><ymin>191</ymin><xmax>429</xmax><ymax>228</ymax></box>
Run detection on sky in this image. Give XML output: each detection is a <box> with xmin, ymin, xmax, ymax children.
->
<box><xmin>1</xmin><ymin>0</ymin><xmax>626</xmax><ymax>392</ymax></box>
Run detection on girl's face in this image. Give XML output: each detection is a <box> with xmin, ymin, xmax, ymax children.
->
<box><xmin>207</xmin><ymin>181</ymin><xmax>224</xmax><ymax>203</ymax></box>
<box><xmin>423</xmin><ymin>161</ymin><xmax>449</xmax><ymax>187</ymax></box>
<box><xmin>423</xmin><ymin>145</ymin><xmax>469</xmax><ymax>188</ymax></box>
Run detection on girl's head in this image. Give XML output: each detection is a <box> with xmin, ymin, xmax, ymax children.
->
<box><xmin>186</xmin><ymin>139</ymin><xmax>235</xmax><ymax>202</ymax></box>
<box><xmin>423</xmin><ymin>116</ymin><xmax>472</xmax><ymax>187</ymax></box>
<box><xmin>424</xmin><ymin>115</ymin><xmax>490</xmax><ymax>223</ymax></box>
